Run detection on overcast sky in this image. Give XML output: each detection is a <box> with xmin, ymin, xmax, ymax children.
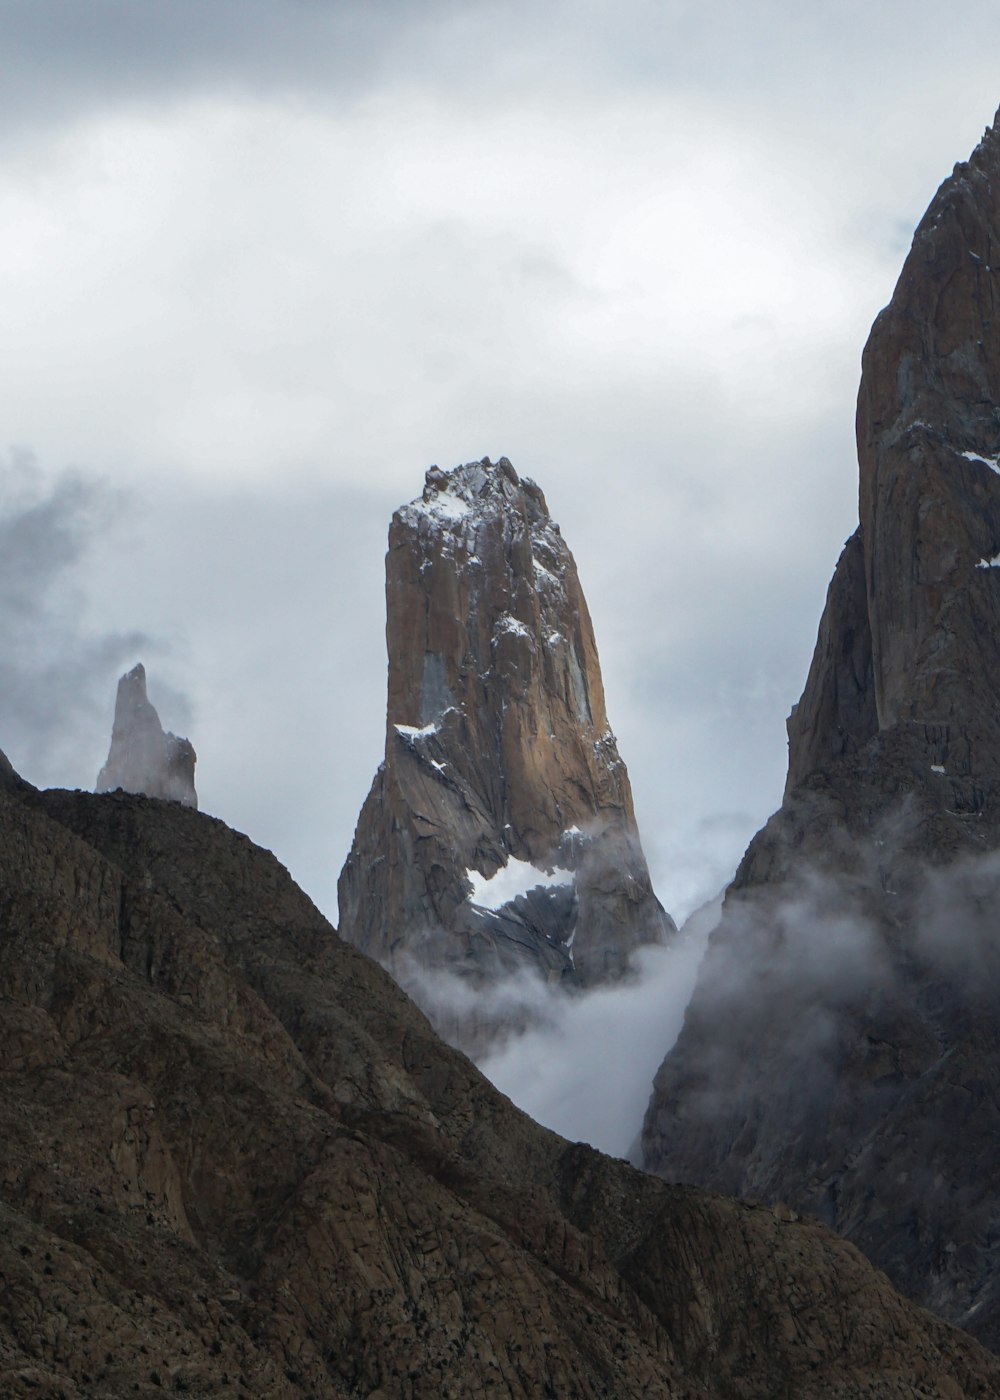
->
<box><xmin>2</xmin><ymin>1</ymin><xmax>999</xmax><ymax>929</ymax></box>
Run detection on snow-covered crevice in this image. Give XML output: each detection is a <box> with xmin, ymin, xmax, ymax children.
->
<box><xmin>394</xmin><ymin>721</ymin><xmax>440</xmax><ymax>739</ymax></box>
<box><xmin>466</xmin><ymin>855</ymin><xmax>573</xmax><ymax>911</ymax></box>
<box><xmin>961</xmin><ymin>448</ymin><xmax>1000</xmax><ymax>475</ymax></box>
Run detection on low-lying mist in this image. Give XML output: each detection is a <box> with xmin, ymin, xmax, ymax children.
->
<box><xmin>640</xmin><ymin>808</ymin><xmax>1000</xmax><ymax>1209</ymax></box>
<box><xmin>480</xmin><ymin>917</ymin><xmax>714</xmax><ymax>1160</ymax></box>
<box><xmin>401</xmin><ymin>897</ymin><xmax>720</xmax><ymax>1160</ymax></box>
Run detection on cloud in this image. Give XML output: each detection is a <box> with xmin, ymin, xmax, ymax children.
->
<box><xmin>0</xmin><ymin>0</ymin><xmax>438</xmax><ymax>136</ymax></box>
<box><xmin>2</xmin><ymin>3</ymin><xmax>998</xmax><ymax>981</ymax></box>
<box><xmin>1</xmin><ymin>1</ymin><xmax>996</xmax><ymax>136</ymax></box>
<box><xmin>398</xmin><ymin>898</ymin><xmax>718</xmax><ymax>1160</ymax></box>
<box><xmin>916</xmin><ymin>848</ymin><xmax>1000</xmax><ymax>997</ymax></box>
<box><xmin>0</xmin><ymin>451</ymin><xmax>156</xmax><ymax>790</ymax></box>
<box><xmin>484</xmin><ymin>916</ymin><xmax>714</xmax><ymax>1161</ymax></box>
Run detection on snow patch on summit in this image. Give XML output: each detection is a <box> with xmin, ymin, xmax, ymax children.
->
<box><xmin>425</xmin><ymin>490</ymin><xmax>472</xmax><ymax>521</ymax></box>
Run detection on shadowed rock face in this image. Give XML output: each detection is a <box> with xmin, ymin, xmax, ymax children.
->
<box><xmin>96</xmin><ymin>663</ymin><xmax>196</xmax><ymax>808</ymax></box>
<box><xmin>644</xmin><ymin>107</ymin><xmax>1000</xmax><ymax>1350</ymax></box>
<box><xmin>2</xmin><ymin>763</ymin><xmax>999</xmax><ymax>1397</ymax></box>
<box><xmin>789</xmin><ymin>108</ymin><xmax>1000</xmax><ymax>799</ymax></box>
<box><xmin>339</xmin><ymin>458</ymin><xmax>672</xmax><ymax>1044</ymax></box>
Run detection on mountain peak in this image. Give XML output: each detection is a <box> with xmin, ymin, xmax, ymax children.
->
<box><xmin>96</xmin><ymin>663</ymin><xmax>197</xmax><ymax>808</ymax></box>
<box><xmin>339</xmin><ymin>457</ymin><xmax>672</xmax><ymax>1050</ymax></box>
<box><xmin>785</xmin><ymin>97</ymin><xmax>1000</xmax><ymax>795</ymax></box>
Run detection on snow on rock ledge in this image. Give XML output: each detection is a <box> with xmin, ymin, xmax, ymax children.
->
<box><xmin>338</xmin><ymin>457</ymin><xmax>673</xmax><ymax>1052</ymax></box>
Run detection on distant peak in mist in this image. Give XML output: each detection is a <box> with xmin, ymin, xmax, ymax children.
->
<box><xmin>96</xmin><ymin>661</ymin><xmax>197</xmax><ymax>808</ymax></box>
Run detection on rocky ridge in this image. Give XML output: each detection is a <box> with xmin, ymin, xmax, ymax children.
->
<box><xmin>96</xmin><ymin>664</ymin><xmax>196</xmax><ymax>809</ymax></box>
<box><xmin>1</xmin><ymin>755</ymin><xmax>999</xmax><ymax>1397</ymax></box>
<box><xmin>643</xmin><ymin>107</ymin><xmax>1000</xmax><ymax>1350</ymax></box>
<box><xmin>339</xmin><ymin>457</ymin><xmax>671</xmax><ymax>1047</ymax></box>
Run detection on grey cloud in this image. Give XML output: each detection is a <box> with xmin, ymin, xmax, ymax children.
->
<box><xmin>393</xmin><ymin>899</ymin><xmax>716</xmax><ymax>1160</ymax></box>
<box><xmin>3</xmin><ymin>0</ymin><xmax>997</xmax><ymax>144</ymax></box>
<box><xmin>917</xmin><ymin>849</ymin><xmax>1000</xmax><ymax>998</ymax></box>
<box><xmin>0</xmin><ymin>0</ymin><xmax>443</xmax><ymax>133</ymax></box>
<box><xmin>475</xmin><ymin>901</ymin><xmax>716</xmax><ymax>1159</ymax></box>
<box><xmin>0</xmin><ymin>452</ymin><xmax>153</xmax><ymax>790</ymax></box>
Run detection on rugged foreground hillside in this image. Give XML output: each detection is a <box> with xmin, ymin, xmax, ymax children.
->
<box><xmin>644</xmin><ymin>109</ymin><xmax>1000</xmax><ymax>1348</ymax></box>
<box><xmin>339</xmin><ymin>457</ymin><xmax>671</xmax><ymax>1049</ymax></box>
<box><xmin>2</xmin><ymin>760</ymin><xmax>998</xmax><ymax>1396</ymax></box>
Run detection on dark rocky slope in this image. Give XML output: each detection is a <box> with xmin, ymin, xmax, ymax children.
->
<box><xmin>339</xmin><ymin>458</ymin><xmax>671</xmax><ymax>1048</ymax></box>
<box><xmin>644</xmin><ymin>108</ymin><xmax>1000</xmax><ymax>1349</ymax></box>
<box><xmin>1</xmin><ymin>760</ymin><xmax>997</xmax><ymax>1396</ymax></box>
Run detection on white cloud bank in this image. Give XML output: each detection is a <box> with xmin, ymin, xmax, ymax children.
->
<box><xmin>476</xmin><ymin>899</ymin><xmax>720</xmax><ymax>1159</ymax></box>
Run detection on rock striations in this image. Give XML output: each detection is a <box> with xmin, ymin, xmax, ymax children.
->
<box><xmin>2</xmin><ymin>756</ymin><xmax>1000</xmax><ymax>1397</ymax></box>
<box><xmin>96</xmin><ymin>663</ymin><xmax>196</xmax><ymax>808</ymax></box>
<box><xmin>339</xmin><ymin>458</ymin><xmax>672</xmax><ymax>1042</ymax></box>
<box><xmin>644</xmin><ymin>106</ymin><xmax>1000</xmax><ymax>1350</ymax></box>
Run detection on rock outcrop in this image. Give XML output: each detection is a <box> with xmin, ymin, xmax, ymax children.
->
<box><xmin>96</xmin><ymin>663</ymin><xmax>196</xmax><ymax>808</ymax></box>
<box><xmin>339</xmin><ymin>458</ymin><xmax>672</xmax><ymax>1043</ymax></box>
<box><xmin>2</xmin><ymin>760</ymin><xmax>1000</xmax><ymax>1397</ymax></box>
<box><xmin>643</xmin><ymin>106</ymin><xmax>1000</xmax><ymax>1349</ymax></box>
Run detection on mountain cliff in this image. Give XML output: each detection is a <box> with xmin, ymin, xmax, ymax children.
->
<box><xmin>339</xmin><ymin>458</ymin><xmax>672</xmax><ymax>1044</ymax></box>
<box><xmin>2</xmin><ymin>753</ymin><xmax>999</xmax><ymax>1397</ymax></box>
<box><xmin>643</xmin><ymin>107</ymin><xmax>1000</xmax><ymax>1349</ymax></box>
<box><xmin>96</xmin><ymin>663</ymin><xmax>196</xmax><ymax>809</ymax></box>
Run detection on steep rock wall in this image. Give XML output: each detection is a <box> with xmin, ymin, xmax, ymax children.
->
<box><xmin>339</xmin><ymin>458</ymin><xmax>671</xmax><ymax>1040</ymax></box>
<box><xmin>643</xmin><ymin>106</ymin><xmax>1000</xmax><ymax>1351</ymax></box>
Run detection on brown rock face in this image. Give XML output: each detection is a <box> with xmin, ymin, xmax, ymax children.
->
<box><xmin>96</xmin><ymin>663</ymin><xmax>196</xmax><ymax>809</ymax></box>
<box><xmin>339</xmin><ymin>458</ymin><xmax>672</xmax><ymax>1040</ymax></box>
<box><xmin>789</xmin><ymin>110</ymin><xmax>1000</xmax><ymax>797</ymax></box>
<box><xmin>1</xmin><ymin>763</ymin><xmax>999</xmax><ymax>1397</ymax></box>
<box><xmin>644</xmin><ymin>107</ymin><xmax>1000</xmax><ymax>1349</ymax></box>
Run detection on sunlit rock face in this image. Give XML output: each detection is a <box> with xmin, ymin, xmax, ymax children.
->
<box><xmin>643</xmin><ymin>107</ymin><xmax>1000</xmax><ymax>1351</ymax></box>
<box><xmin>96</xmin><ymin>663</ymin><xmax>197</xmax><ymax>808</ymax></box>
<box><xmin>338</xmin><ymin>458</ymin><xmax>672</xmax><ymax>1045</ymax></box>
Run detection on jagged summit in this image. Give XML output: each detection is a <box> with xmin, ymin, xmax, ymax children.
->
<box><xmin>386</xmin><ymin>457</ymin><xmax>607</xmax><ymax>749</ymax></box>
<box><xmin>96</xmin><ymin>663</ymin><xmax>197</xmax><ymax>808</ymax></box>
<box><xmin>339</xmin><ymin>457</ymin><xmax>672</xmax><ymax>1046</ymax></box>
<box><xmin>643</xmin><ymin>105</ymin><xmax>1000</xmax><ymax>1349</ymax></box>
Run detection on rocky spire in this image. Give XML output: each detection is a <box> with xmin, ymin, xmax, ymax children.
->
<box><xmin>789</xmin><ymin>105</ymin><xmax>1000</xmax><ymax>797</ymax></box>
<box><xmin>338</xmin><ymin>458</ymin><xmax>672</xmax><ymax>1038</ymax></box>
<box><xmin>96</xmin><ymin>663</ymin><xmax>197</xmax><ymax>808</ymax></box>
<box><xmin>642</xmin><ymin>106</ymin><xmax>1000</xmax><ymax>1349</ymax></box>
